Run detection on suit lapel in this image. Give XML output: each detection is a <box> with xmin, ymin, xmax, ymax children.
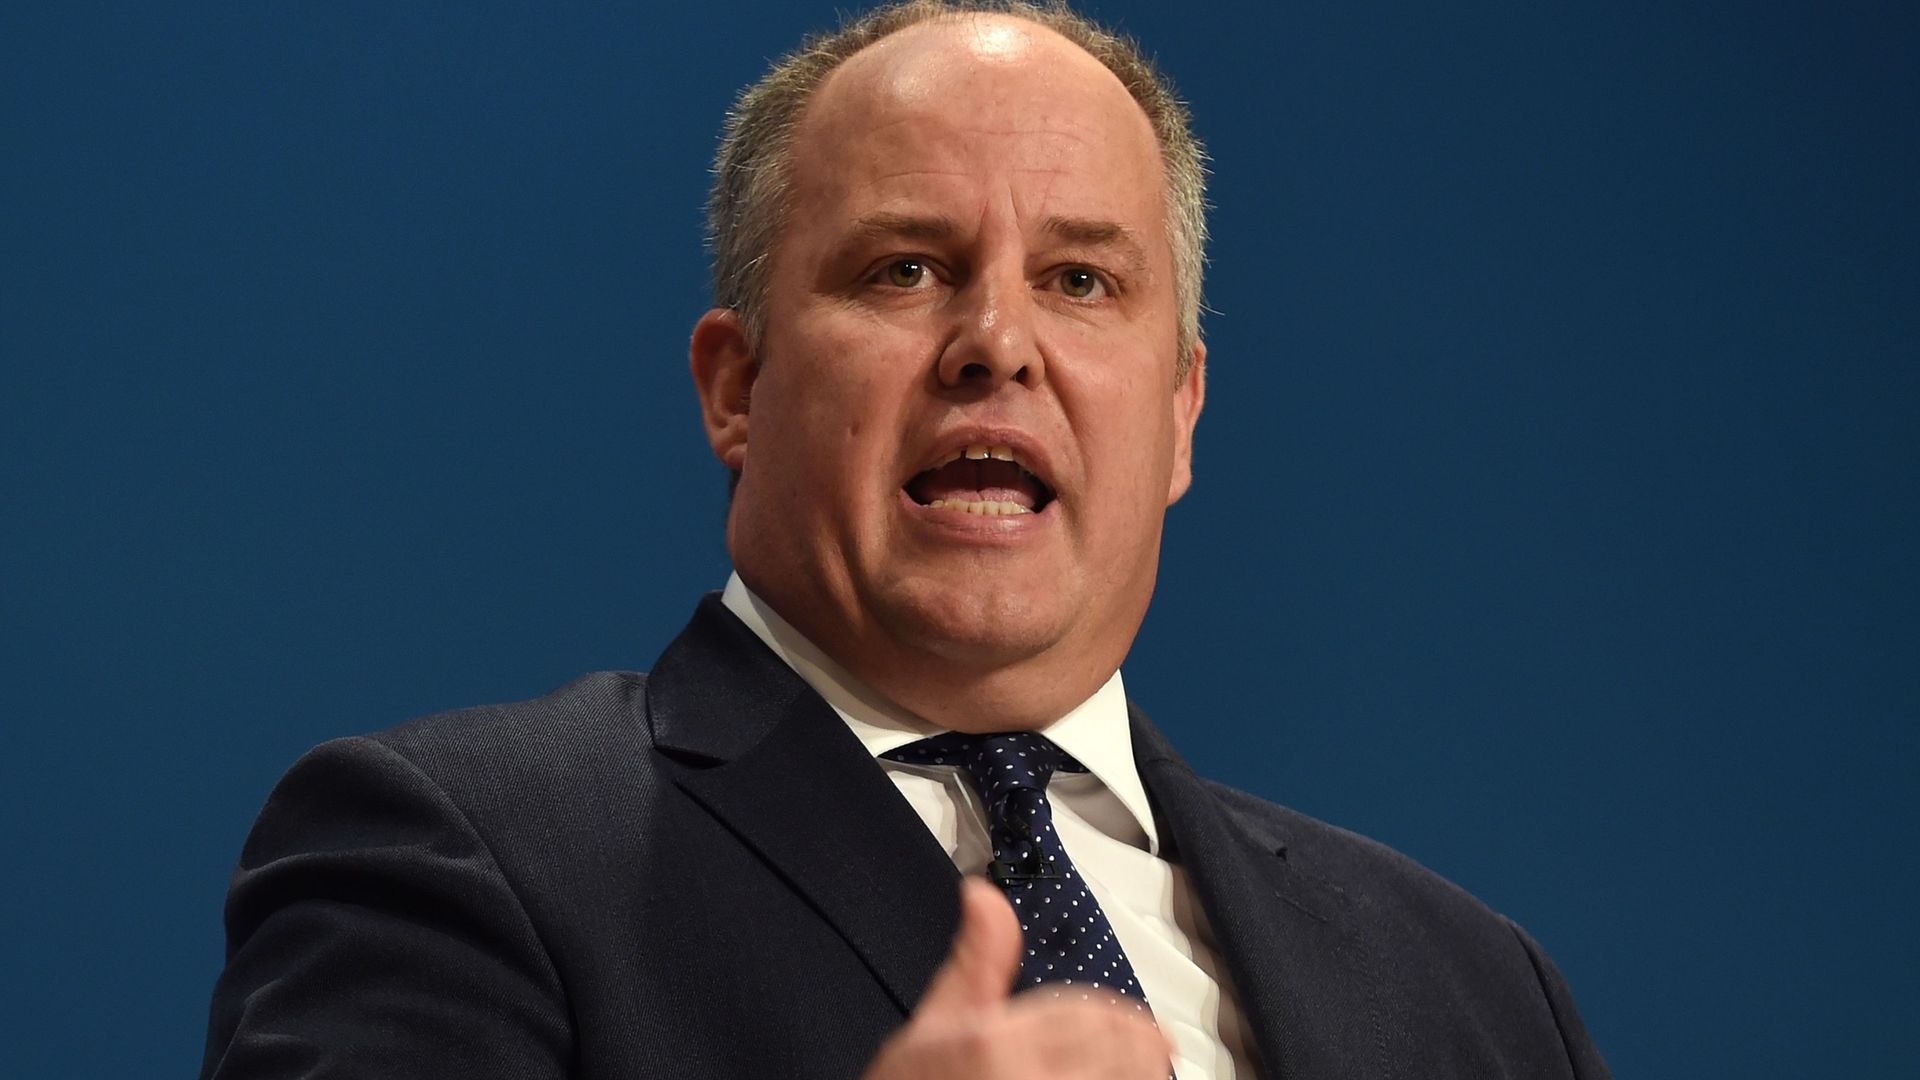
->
<box><xmin>1131</xmin><ymin>709</ymin><xmax>1383</xmax><ymax>1080</ymax></box>
<box><xmin>642</xmin><ymin>602</ymin><xmax>1386</xmax><ymax>1072</ymax></box>
<box><xmin>645</xmin><ymin>597</ymin><xmax>960</xmax><ymax>1016</ymax></box>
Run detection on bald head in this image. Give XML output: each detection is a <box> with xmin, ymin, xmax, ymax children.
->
<box><xmin>706</xmin><ymin>0</ymin><xmax>1208</xmax><ymax>375</ymax></box>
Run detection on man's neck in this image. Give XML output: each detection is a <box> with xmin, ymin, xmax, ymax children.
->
<box><xmin>719</xmin><ymin>572</ymin><xmax>1159</xmax><ymax>854</ymax></box>
<box><xmin>724</xmin><ymin>570</ymin><xmax>1131</xmax><ymax>732</ymax></box>
<box><xmin>721</xmin><ymin>573</ymin><xmax>939</xmax><ymax>738</ymax></box>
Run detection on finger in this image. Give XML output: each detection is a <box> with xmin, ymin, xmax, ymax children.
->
<box><xmin>914</xmin><ymin>877</ymin><xmax>1022</xmax><ymax>1015</ymax></box>
<box><xmin>1006</xmin><ymin>991</ymin><xmax>1167</xmax><ymax>1076</ymax></box>
<box><xmin>1008</xmin><ymin>990</ymin><xmax>1173</xmax><ymax>1078</ymax></box>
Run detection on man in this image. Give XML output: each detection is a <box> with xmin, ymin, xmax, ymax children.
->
<box><xmin>203</xmin><ymin>2</ymin><xmax>1610</xmax><ymax>1077</ymax></box>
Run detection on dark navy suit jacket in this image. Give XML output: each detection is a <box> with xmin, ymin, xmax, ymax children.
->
<box><xmin>202</xmin><ymin>596</ymin><xmax>1610</xmax><ymax>1078</ymax></box>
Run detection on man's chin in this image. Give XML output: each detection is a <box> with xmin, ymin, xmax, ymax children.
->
<box><xmin>865</xmin><ymin>585</ymin><xmax>1071</xmax><ymax>673</ymax></box>
<box><xmin>863</xmin><ymin>628</ymin><xmax>1088</xmax><ymax>732</ymax></box>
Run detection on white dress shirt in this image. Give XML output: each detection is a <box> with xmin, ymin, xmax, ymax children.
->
<box><xmin>721</xmin><ymin>574</ymin><xmax>1256</xmax><ymax>1079</ymax></box>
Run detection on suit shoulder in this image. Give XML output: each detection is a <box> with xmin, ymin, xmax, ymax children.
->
<box><xmin>373</xmin><ymin>670</ymin><xmax>649</xmax><ymax>759</ymax></box>
<box><xmin>352</xmin><ymin>670</ymin><xmax>660</xmax><ymax>823</ymax></box>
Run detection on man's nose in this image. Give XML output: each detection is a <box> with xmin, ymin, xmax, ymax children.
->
<box><xmin>936</xmin><ymin>270</ymin><xmax>1043</xmax><ymax>391</ymax></box>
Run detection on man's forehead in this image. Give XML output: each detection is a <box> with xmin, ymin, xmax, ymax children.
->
<box><xmin>787</xmin><ymin>14</ymin><xmax>1164</xmax><ymax>219</ymax></box>
<box><xmin>856</xmin><ymin>19</ymin><xmax>1066</xmax><ymax>96</ymax></box>
<box><xmin>802</xmin><ymin>14</ymin><xmax>1147</xmax><ymax>150</ymax></box>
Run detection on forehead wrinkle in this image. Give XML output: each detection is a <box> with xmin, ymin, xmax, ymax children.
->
<box><xmin>864</xmin><ymin>167</ymin><xmax>972</xmax><ymax>184</ymax></box>
<box><xmin>846</xmin><ymin>122</ymin><xmax>1096</xmax><ymax>169</ymax></box>
<box><xmin>845</xmin><ymin>93</ymin><xmax>1101</xmax><ymax>142</ymax></box>
<box><xmin>953</xmin><ymin>124</ymin><xmax>1094</xmax><ymax>143</ymax></box>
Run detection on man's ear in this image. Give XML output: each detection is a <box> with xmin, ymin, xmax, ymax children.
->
<box><xmin>690</xmin><ymin>308</ymin><xmax>756</xmax><ymax>472</ymax></box>
<box><xmin>1167</xmin><ymin>339</ymin><xmax>1206</xmax><ymax>506</ymax></box>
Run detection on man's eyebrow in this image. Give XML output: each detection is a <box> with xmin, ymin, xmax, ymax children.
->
<box><xmin>846</xmin><ymin>212</ymin><xmax>962</xmax><ymax>244</ymax></box>
<box><xmin>1042</xmin><ymin>215</ymin><xmax>1148</xmax><ymax>270</ymax></box>
<box><xmin>841</xmin><ymin>211</ymin><xmax>1149</xmax><ymax>270</ymax></box>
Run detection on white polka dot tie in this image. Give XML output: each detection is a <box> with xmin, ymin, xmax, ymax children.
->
<box><xmin>885</xmin><ymin>731</ymin><xmax>1151</xmax><ymax>1011</ymax></box>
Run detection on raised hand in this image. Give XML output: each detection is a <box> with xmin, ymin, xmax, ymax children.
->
<box><xmin>862</xmin><ymin>878</ymin><xmax>1174</xmax><ymax>1080</ymax></box>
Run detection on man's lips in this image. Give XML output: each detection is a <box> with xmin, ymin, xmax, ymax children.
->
<box><xmin>903</xmin><ymin>440</ymin><xmax>1057</xmax><ymax>516</ymax></box>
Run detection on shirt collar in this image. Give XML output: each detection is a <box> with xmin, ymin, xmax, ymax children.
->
<box><xmin>720</xmin><ymin>572</ymin><xmax>1160</xmax><ymax>855</ymax></box>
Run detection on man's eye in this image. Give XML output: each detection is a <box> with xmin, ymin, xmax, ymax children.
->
<box><xmin>883</xmin><ymin>259</ymin><xmax>928</xmax><ymax>288</ymax></box>
<box><xmin>1056</xmin><ymin>267</ymin><xmax>1105</xmax><ymax>299</ymax></box>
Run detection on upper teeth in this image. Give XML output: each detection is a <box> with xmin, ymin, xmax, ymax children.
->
<box><xmin>935</xmin><ymin>443</ymin><xmax>1025</xmax><ymax>470</ymax></box>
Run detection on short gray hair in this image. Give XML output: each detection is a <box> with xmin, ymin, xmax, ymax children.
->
<box><xmin>707</xmin><ymin>0</ymin><xmax>1209</xmax><ymax>378</ymax></box>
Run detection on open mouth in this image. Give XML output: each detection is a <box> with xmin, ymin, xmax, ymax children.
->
<box><xmin>904</xmin><ymin>444</ymin><xmax>1056</xmax><ymax>517</ymax></box>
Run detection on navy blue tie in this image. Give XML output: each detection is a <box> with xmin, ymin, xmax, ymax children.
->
<box><xmin>884</xmin><ymin>731</ymin><xmax>1151</xmax><ymax>1010</ymax></box>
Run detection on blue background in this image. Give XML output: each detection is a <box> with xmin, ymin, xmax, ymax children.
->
<box><xmin>4</xmin><ymin>2</ymin><xmax>1915</xmax><ymax>1076</ymax></box>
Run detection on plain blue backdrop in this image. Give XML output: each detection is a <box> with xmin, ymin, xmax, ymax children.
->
<box><xmin>4</xmin><ymin>2</ymin><xmax>1915</xmax><ymax>1076</ymax></box>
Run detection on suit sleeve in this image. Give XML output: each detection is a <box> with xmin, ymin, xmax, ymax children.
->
<box><xmin>201</xmin><ymin>736</ymin><xmax>572</xmax><ymax>1079</ymax></box>
<box><xmin>1507</xmin><ymin>919</ymin><xmax>1612</xmax><ymax>1080</ymax></box>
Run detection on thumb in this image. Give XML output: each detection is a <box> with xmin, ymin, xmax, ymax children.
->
<box><xmin>915</xmin><ymin>877</ymin><xmax>1022</xmax><ymax>1015</ymax></box>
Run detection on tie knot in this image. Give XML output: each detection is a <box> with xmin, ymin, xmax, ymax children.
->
<box><xmin>882</xmin><ymin>731</ymin><xmax>1086</xmax><ymax>797</ymax></box>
